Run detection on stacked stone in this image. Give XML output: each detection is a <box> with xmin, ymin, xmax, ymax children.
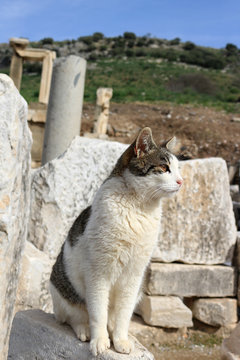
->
<box><xmin>138</xmin><ymin>158</ymin><xmax>238</xmax><ymax>329</ymax></box>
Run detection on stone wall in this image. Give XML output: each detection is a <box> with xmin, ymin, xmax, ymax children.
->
<box><xmin>25</xmin><ymin>136</ymin><xmax>238</xmax><ymax>332</ymax></box>
<box><xmin>0</xmin><ymin>74</ymin><xmax>32</xmax><ymax>359</ymax></box>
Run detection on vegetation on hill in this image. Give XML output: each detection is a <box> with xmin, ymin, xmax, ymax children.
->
<box><xmin>1</xmin><ymin>32</ymin><xmax>240</xmax><ymax>112</ymax></box>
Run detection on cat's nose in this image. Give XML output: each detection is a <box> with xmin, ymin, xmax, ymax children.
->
<box><xmin>176</xmin><ymin>178</ymin><xmax>183</xmax><ymax>186</ymax></box>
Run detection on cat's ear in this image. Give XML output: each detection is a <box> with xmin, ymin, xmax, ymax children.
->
<box><xmin>165</xmin><ymin>136</ymin><xmax>177</xmax><ymax>153</ymax></box>
<box><xmin>134</xmin><ymin>127</ymin><xmax>156</xmax><ymax>157</ymax></box>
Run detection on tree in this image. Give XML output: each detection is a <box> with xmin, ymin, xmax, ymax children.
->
<box><xmin>92</xmin><ymin>32</ymin><xmax>104</xmax><ymax>42</ymax></box>
<box><xmin>123</xmin><ymin>32</ymin><xmax>136</xmax><ymax>40</ymax></box>
<box><xmin>225</xmin><ymin>43</ymin><xmax>238</xmax><ymax>56</ymax></box>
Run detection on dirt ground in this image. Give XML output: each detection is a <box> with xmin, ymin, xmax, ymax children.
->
<box><xmin>81</xmin><ymin>102</ymin><xmax>240</xmax><ymax>166</ymax></box>
<box><xmin>129</xmin><ymin>315</ymin><xmax>229</xmax><ymax>360</ymax></box>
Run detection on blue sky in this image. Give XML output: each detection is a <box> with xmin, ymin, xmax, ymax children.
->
<box><xmin>0</xmin><ymin>0</ymin><xmax>240</xmax><ymax>48</ymax></box>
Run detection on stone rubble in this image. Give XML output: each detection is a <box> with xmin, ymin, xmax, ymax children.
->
<box><xmin>0</xmin><ymin>74</ymin><xmax>32</xmax><ymax>359</ymax></box>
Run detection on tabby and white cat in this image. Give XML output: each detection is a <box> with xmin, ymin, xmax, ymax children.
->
<box><xmin>50</xmin><ymin>127</ymin><xmax>183</xmax><ymax>356</ymax></box>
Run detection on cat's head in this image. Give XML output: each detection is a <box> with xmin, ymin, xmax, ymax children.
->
<box><xmin>112</xmin><ymin>127</ymin><xmax>183</xmax><ymax>202</ymax></box>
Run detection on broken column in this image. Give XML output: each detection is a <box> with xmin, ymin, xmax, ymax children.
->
<box><xmin>94</xmin><ymin>87</ymin><xmax>113</xmax><ymax>135</ymax></box>
<box><xmin>42</xmin><ymin>55</ymin><xmax>86</xmax><ymax>165</ymax></box>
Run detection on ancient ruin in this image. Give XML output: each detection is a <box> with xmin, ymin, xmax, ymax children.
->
<box><xmin>9</xmin><ymin>37</ymin><xmax>56</xmax><ymax>104</ymax></box>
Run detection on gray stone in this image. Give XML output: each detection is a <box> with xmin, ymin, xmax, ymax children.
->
<box><xmin>153</xmin><ymin>157</ymin><xmax>236</xmax><ymax>264</ymax></box>
<box><xmin>221</xmin><ymin>322</ymin><xmax>240</xmax><ymax>360</ymax></box>
<box><xmin>138</xmin><ymin>294</ymin><xmax>193</xmax><ymax>328</ymax></box>
<box><xmin>0</xmin><ymin>74</ymin><xmax>32</xmax><ymax>358</ymax></box>
<box><xmin>192</xmin><ymin>298</ymin><xmax>238</xmax><ymax>326</ymax></box>
<box><xmin>8</xmin><ymin>310</ymin><xmax>154</xmax><ymax>360</ymax></box>
<box><xmin>29</xmin><ymin>136</ymin><xmax>126</xmax><ymax>258</ymax></box>
<box><xmin>15</xmin><ymin>241</ymin><xmax>54</xmax><ymax>313</ymax></box>
<box><xmin>147</xmin><ymin>263</ymin><xmax>237</xmax><ymax>297</ymax></box>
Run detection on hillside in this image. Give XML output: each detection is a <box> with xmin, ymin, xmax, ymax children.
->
<box><xmin>1</xmin><ymin>33</ymin><xmax>240</xmax><ymax>166</ymax></box>
<box><xmin>1</xmin><ymin>33</ymin><xmax>240</xmax><ymax>113</ymax></box>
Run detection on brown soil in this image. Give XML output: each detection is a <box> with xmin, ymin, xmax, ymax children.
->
<box><xmin>129</xmin><ymin>315</ymin><xmax>229</xmax><ymax>360</ymax></box>
<box><xmin>81</xmin><ymin>102</ymin><xmax>240</xmax><ymax>165</ymax></box>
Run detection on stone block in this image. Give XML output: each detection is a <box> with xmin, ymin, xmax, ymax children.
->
<box><xmin>29</xmin><ymin>137</ymin><xmax>127</xmax><ymax>258</ymax></box>
<box><xmin>138</xmin><ymin>294</ymin><xmax>193</xmax><ymax>328</ymax></box>
<box><xmin>15</xmin><ymin>241</ymin><xmax>54</xmax><ymax>313</ymax></box>
<box><xmin>153</xmin><ymin>158</ymin><xmax>236</xmax><ymax>264</ymax></box>
<box><xmin>0</xmin><ymin>74</ymin><xmax>32</xmax><ymax>358</ymax></box>
<box><xmin>147</xmin><ymin>263</ymin><xmax>237</xmax><ymax>297</ymax></box>
<box><xmin>221</xmin><ymin>322</ymin><xmax>240</xmax><ymax>360</ymax></box>
<box><xmin>192</xmin><ymin>298</ymin><xmax>238</xmax><ymax>326</ymax></box>
<box><xmin>8</xmin><ymin>310</ymin><xmax>154</xmax><ymax>360</ymax></box>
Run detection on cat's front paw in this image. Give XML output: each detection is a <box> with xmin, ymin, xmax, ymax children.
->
<box><xmin>113</xmin><ymin>338</ymin><xmax>134</xmax><ymax>354</ymax></box>
<box><xmin>90</xmin><ymin>336</ymin><xmax>110</xmax><ymax>356</ymax></box>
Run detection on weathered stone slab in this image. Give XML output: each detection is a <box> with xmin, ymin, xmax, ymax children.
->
<box><xmin>221</xmin><ymin>322</ymin><xmax>240</xmax><ymax>360</ymax></box>
<box><xmin>29</xmin><ymin>137</ymin><xmax>127</xmax><ymax>258</ymax></box>
<box><xmin>15</xmin><ymin>241</ymin><xmax>54</xmax><ymax>313</ymax></box>
<box><xmin>0</xmin><ymin>74</ymin><xmax>32</xmax><ymax>358</ymax></box>
<box><xmin>8</xmin><ymin>310</ymin><xmax>154</xmax><ymax>360</ymax></box>
<box><xmin>192</xmin><ymin>298</ymin><xmax>238</xmax><ymax>326</ymax></box>
<box><xmin>138</xmin><ymin>294</ymin><xmax>193</xmax><ymax>328</ymax></box>
<box><xmin>147</xmin><ymin>263</ymin><xmax>237</xmax><ymax>297</ymax></box>
<box><xmin>29</xmin><ymin>137</ymin><xmax>236</xmax><ymax>265</ymax></box>
<box><xmin>153</xmin><ymin>157</ymin><xmax>236</xmax><ymax>264</ymax></box>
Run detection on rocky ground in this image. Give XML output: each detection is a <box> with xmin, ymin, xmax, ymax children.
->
<box><xmin>129</xmin><ymin>315</ymin><xmax>227</xmax><ymax>360</ymax></box>
<box><xmin>81</xmin><ymin>102</ymin><xmax>240</xmax><ymax>166</ymax></box>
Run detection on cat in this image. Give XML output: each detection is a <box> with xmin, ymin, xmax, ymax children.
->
<box><xmin>50</xmin><ymin>127</ymin><xmax>183</xmax><ymax>356</ymax></box>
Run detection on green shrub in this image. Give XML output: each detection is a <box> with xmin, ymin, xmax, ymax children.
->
<box><xmin>180</xmin><ymin>48</ymin><xmax>225</xmax><ymax>69</ymax></box>
<box><xmin>183</xmin><ymin>41</ymin><xmax>196</xmax><ymax>50</ymax></box>
<box><xmin>100</xmin><ymin>45</ymin><xmax>107</xmax><ymax>51</ymax></box>
<box><xmin>40</xmin><ymin>37</ymin><xmax>54</xmax><ymax>45</ymax></box>
<box><xmin>78</xmin><ymin>36</ymin><xmax>93</xmax><ymax>45</ymax></box>
<box><xmin>169</xmin><ymin>37</ymin><xmax>181</xmax><ymax>45</ymax></box>
<box><xmin>127</xmin><ymin>40</ymin><xmax>135</xmax><ymax>48</ymax></box>
<box><xmin>86</xmin><ymin>44</ymin><xmax>96</xmax><ymax>52</ymax></box>
<box><xmin>136</xmin><ymin>39</ymin><xmax>146</xmax><ymax>47</ymax></box>
<box><xmin>125</xmin><ymin>49</ymin><xmax>134</xmax><ymax>57</ymax></box>
<box><xmin>168</xmin><ymin>73</ymin><xmax>216</xmax><ymax>95</ymax></box>
<box><xmin>225</xmin><ymin>43</ymin><xmax>238</xmax><ymax>56</ymax></box>
<box><xmin>135</xmin><ymin>48</ymin><xmax>147</xmax><ymax>57</ymax></box>
<box><xmin>123</xmin><ymin>32</ymin><xmax>136</xmax><ymax>40</ymax></box>
<box><xmin>92</xmin><ymin>32</ymin><xmax>104</xmax><ymax>42</ymax></box>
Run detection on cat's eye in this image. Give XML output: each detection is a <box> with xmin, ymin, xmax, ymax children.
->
<box><xmin>159</xmin><ymin>164</ymin><xmax>169</xmax><ymax>173</ymax></box>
